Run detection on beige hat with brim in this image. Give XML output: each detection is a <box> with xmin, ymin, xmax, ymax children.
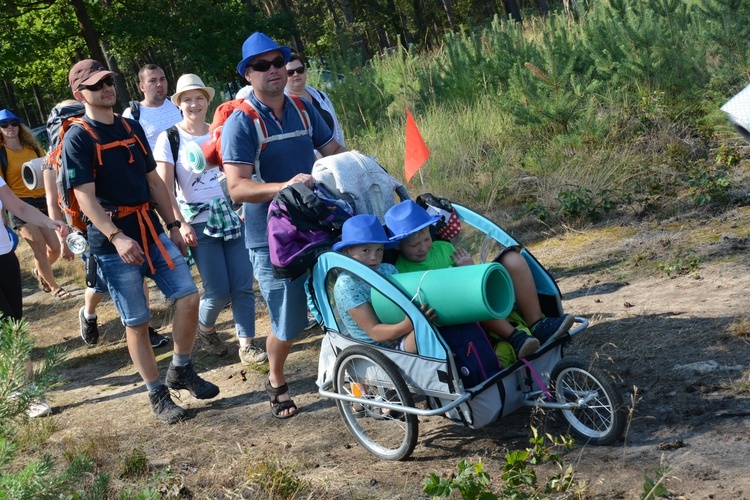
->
<box><xmin>172</xmin><ymin>74</ymin><xmax>215</xmax><ymax>105</ymax></box>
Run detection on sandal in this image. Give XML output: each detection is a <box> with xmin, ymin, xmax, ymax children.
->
<box><xmin>32</xmin><ymin>268</ymin><xmax>51</xmax><ymax>293</ymax></box>
<box><xmin>265</xmin><ymin>378</ymin><xmax>298</xmax><ymax>419</ymax></box>
<box><xmin>52</xmin><ymin>287</ymin><xmax>71</xmax><ymax>299</ymax></box>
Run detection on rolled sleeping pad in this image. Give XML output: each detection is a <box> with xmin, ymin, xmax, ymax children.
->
<box><xmin>371</xmin><ymin>262</ymin><xmax>515</xmax><ymax>326</ymax></box>
<box><xmin>721</xmin><ymin>83</ymin><xmax>750</xmax><ymax>142</ymax></box>
<box><xmin>21</xmin><ymin>157</ymin><xmax>45</xmax><ymax>190</ymax></box>
<box><xmin>184</xmin><ymin>140</ymin><xmax>207</xmax><ymax>174</ymax></box>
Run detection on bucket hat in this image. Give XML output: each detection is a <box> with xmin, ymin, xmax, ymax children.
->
<box><xmin>0</xmin><ymin>109</ymin><xmax>23</xmax><ymax>125</ymax></box>
<box><xmin>68</xmin><ymin>59</ymin><xmax>116</xmax><ymax>91</ymax></box>
<box><xmin>333</xmin><ymin>214</ymin><xmax>392</xmax><ymax>252</ymax></box>
<box><xmin>172</xmin><ymin>74</ymin><xmax>215</xmax><ymax>105</ymax></box>
<box><xmin>237</xmin><ymin>32</ymin><xmax>292</xmax><ymax>77</ymax></box>
<box><xmin>384</xmin><ymin>200</ymin><xmax>441</xmax><ymax>241</ymax></box>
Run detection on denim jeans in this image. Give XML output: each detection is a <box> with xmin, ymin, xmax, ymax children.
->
<box><xmin>191</xmin><ymin>222</ymin><xmax>255</xmax><ymax>339</ymax></box>
<box><xmin>95</xmin><ymin>233</ymin><xmax>198</xmax><ymax>326</ymax></box>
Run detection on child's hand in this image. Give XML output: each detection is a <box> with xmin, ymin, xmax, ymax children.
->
<box><xmin>419</xmin><ymin>303</ymin><xmax>437</xmax><ymax>323</ymax></box>
<box><xmin>451</xmin><ymin>247</ymin><xmax>474</xmax><ymax>266</ymax></box>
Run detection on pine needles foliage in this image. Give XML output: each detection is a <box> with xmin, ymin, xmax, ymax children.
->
<box><xmin>0</xmin><ymin>316</ymin><xmax>113</xmax><ymax>499</ymax></box>
<box><xmin>325</xmin><ymin>0</ymin><xmax>746</xmax><ymax>224</ymax></box>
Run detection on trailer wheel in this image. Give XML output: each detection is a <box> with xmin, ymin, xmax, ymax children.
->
<box><xmin>550</xmin><ymin>358</ymin><xmax>626</xmax><ymax>445</ymax></box>
<box><xmin>333</xmin><ymin>345</ymin><xmax>418</xmax><ymax>460</ymax></box>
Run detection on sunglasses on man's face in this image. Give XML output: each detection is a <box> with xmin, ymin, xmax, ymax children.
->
<box><xmin>0</xmin><ymin>121</ymin><xmax>20</xmax><ymax>129</ymax></box>
<box><xmin>249</xmin><ymin>56</ymin><xmax>286</xmax><ymax>73</ymax></box>
<box><xmin>287</xmin><ymin>66</ymin><xmax>305</xmax><ymax>76</ymax></box>
<box><xmin>78</xmin><ymin>76</ymin><xmax>115</xmax><ymax>92</ymax></box>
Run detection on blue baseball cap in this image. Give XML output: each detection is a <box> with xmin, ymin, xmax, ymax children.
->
<box><xmin>333</xmin><ymin>214</ymin><xmax>393</xmax><ymax>252</ymax></box>
<box><xmin>237</xmin><ymin>32</ymin><xmax>292</xmax><ymax>77</ymax></box>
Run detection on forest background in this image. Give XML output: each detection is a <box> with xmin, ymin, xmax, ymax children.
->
<box><xmin>2</xmin><ymin>0</ymin><xmax>749</xmax><ymax>220</ymax></box>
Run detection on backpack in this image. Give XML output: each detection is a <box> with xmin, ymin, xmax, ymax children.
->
<box><xmin>200</xmin><ymin>95</ymin><xmax>311</xmax><ymax>178</ymax></box>
<box><xmin>416</xmin><ymin>193</ymin><xmax>461</xmax><ymax>241</ymax></box>
<box><xmin>267</xmin><ymin>182</ymin><xmax>353</xmax><ymax>279</ymax></box>
<box><xmin>48</xmin><ymin>113</ymin><xmax>148</xmax><ymax>232</ymax></box>
<box><xmin>311</xmin><ymin>152</ymin><xmax>409</xmax><ymax>222</ymax></box>
<box><xmin>438</xmin><ymin>322</ymin><xmax>502</xmax><ymax>389</ymax></box>
<box><xmin>129</xmin><ymin>100</ymin><xmax>141</xmax><ymax>121</ymax></box>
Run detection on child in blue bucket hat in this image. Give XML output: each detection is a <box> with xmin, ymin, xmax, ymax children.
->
<box><xmin>385</xmin><ymin>200</ymin><xmax>575</xmax><ymax>362</ymax></box>
<box><xmin>333</xmin><ymin>214</ymin><xmax>435</xmax><ymax>352</ymax></box>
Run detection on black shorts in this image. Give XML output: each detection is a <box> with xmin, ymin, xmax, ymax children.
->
<box><xmin>9</xmin><ymin>197</ymin><xmax>48</xmax><ymax>229</ymax></box>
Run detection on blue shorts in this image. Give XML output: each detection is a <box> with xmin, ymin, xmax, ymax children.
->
<box><xmin>249</xmin><ymin>246</ymin><xmax>308</xmax><ymax>342</ymax></box>
<box><xmin>95</xmin><ymin>233</ymin><xmax>198</xmax><ymax>327</ymax></box>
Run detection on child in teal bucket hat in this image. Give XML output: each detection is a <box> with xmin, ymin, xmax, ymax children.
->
<box><xmin>333</xmin><ymin>214</ymin><xmax>435</xmax><ymax>352</ymax></box>
<box><xmin>385</xmin><ymin>200</ymin><xmax>575</xmax><ymax>363</ymax></box>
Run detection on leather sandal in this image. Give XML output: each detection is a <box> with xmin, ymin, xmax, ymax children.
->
<box><xmin>32</xmin><ymin>268</ymin><xmax>51</xmax><ymax>293</ymax></box>
<box><xmin>52</xmin><ymin>287</ymin><xmax>71</xmax><ymax>299</ymax></box>
<box><xmin>265</xmin><ymin>378</ymin><xmax>298</xmax><ymax>419</ymax></box>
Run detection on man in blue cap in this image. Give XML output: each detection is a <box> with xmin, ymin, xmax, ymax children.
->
<box><xmin>221</xmin><ymin>32</ymin><xmax>347</xmax><ymax>419</ymax></box>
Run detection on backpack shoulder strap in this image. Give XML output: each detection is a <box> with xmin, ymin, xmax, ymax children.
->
<box><xmin>237</xmin><ymin>99</ymin><xmax>268</xmax><ymax>182</ymax></box>
<box><xmin>166</xmin><ymin>125</ymin><xmax>180</xmax><ymax>190</ymax></box>
<box><xmin>0</xmin><ymin>146</ymin><xmax>7</xmax><ymax>180</ymax></box>
<box><xmin>129</xmin><ymin>100</ymin><xmax>141</xmax><ymax>121</ymax></box>
<box><xmin>287</xmin><ymin>94</ymin><xmax>311</xmax><ymax>132</ymax></box>
<box><xmin>166</xmin><ymin>125</ymin><xmax>180</xmax><ymax>165</ymax></box>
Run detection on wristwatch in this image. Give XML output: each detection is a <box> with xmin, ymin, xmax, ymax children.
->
<box><xmin>166</xmin><ymin>220</ymin><xmax>182</xmax><ymax>230</ymax></box>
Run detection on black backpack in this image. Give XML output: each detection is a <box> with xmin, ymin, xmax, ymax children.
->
<box><xmin>128</xmin><ymin>100</ymin><xmax>141</xmax><ymax>121</ymax></box>
<box><xmin>267</xmin><ymin>183</ymin><xmax>353</xmax><ymax>279</ymax></box>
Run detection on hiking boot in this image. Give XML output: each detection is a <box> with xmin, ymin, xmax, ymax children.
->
<box><xmin>149</xmin><ymin>326</ymin><xmax>169</xmax><ymax>348</ymax></box>
<box><xmin>196</xmin><ymin>328</ymin><xmax>228</xmax><ymax>357</ymax></box>
<box><xmin>148</xmin><ymin>385</ymin><xmax>187</xmax><ymax>424</ymax></box>
<box><xmin>165</xmin><ymin>362</ymin><xmax>220</xmax><ymax>400</ymax></box>
<box><xmin>78</xmin><ymin>306</ymin><xmax>99</xmax><ymax>345</ymax></box>
<box><xmin>531</xmin><ymin>314</ymin><xmax>575</xmax><ymax>346</ymax></box>
<box><xmin>508</xmin><ymin>329</ymin><xmax>540</xmax><ymax>359</ymax></box>
<box><xmin>239</xmin><ymin>340</ymin><xmax>268</xmax><ymax>365</ymax></box>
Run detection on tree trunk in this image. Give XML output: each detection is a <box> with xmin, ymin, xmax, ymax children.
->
<box><xmin>323</xmin><ymin>0</ymin><xmax>343</xmax><ymax>35</ymax></box>
<box><xmin>31</xmin><ymin>84</ymin><xmax>45</xmax><ymax>126</ymax></box>
<box><xmin>244</xmin><ymin>0</ymin><xmax>257</xmax><ymax>16</ymax></box>
<box><xmin>502</xmin><ymin>0</ymin><xmax>522</xmax><ymax>23</ymax></box>
<box><xmin>336</xmin><ymin>0</ymin><xmax>368</xmax><ymax>58</ymax></box>
<box><xmin>440</xmin><ymin>0</ymin><xmax>455</xmax><ymax>31</ymax></box>
<box><xmin>100</xmin><ymin>39</ymin><xmax>129</xmax><ymax>113</ymax></box>
<box><xmin>70</xmin><ymin>0</ymin><xmax>106</xmax><ymax>63</ymax></box>
<box><xmin>535</xmin><ymin>0</ymin><xmax>549</xmax><ymax>16</ymax></box>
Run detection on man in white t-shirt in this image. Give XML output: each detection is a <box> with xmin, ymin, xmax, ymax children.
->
<box><xmin>122</xmin><ymin>64</ymin><xmax>182</xmax><ymax>151</ymax></box>
<box><xmin>122</xmin><ymin>63</ymin><xmax>182</xmax><ymax>348</ymax></box>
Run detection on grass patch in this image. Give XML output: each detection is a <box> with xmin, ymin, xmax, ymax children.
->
<box><xmin>246</xmin><ymin>454</ymin><xmax>311</xmax><ymax>498</ymax></box>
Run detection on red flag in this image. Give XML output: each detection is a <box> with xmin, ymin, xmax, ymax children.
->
<box><xmin>404</xmin><ymin>109</ymin><xmax>430</xmax><ymax>183</ymax></box>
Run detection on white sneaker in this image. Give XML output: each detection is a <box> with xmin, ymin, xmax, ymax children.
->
<box><xmin>27</xmin><ymin>398</ymin><xmax>52</xmax><ymax>418</ymax></box>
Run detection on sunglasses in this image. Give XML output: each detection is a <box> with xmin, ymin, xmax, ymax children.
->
<box><xmin>0</xmin><ymin>121</ymin><xmax>20</xmax><ymax>129</ymax></box>
<box><xmin>78</xmin><ymin>76</ymin><xmax>115</xmax><ymax>92</ymax></box>
<box><xmin>287</xmin><ymin>66</ymin><xmax>305</xmax><ymax>76</ymax></box>
<box><xmin>249</xmin><ymin>56</ymin><xmax>286</xmax><ymax>73</ymax></box>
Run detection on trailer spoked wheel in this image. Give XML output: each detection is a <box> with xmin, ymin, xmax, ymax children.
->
<box><xmin>550</xmin><ymin>357</ymin><xmax>626</xmax><ymax>445</ymax></box>
<box><xmin>333</xmin><ymin>345</ymin><xmax>418</xmax><ymax>460</ymax></box>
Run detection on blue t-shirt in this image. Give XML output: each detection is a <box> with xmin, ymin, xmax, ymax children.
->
<box><xmin>220</xmin><ymin>91</ymin><xmax>334</xmax><ymax>248</ymax></box>
<box><xmin>333</xmin><ymin>263</ymin><xmax>399</xmax><ymax>348</ymax></box>
<box><xmin>62</xmin><ymin>115</ymin><xmax>161</xmax><ymax>255</ymax></box>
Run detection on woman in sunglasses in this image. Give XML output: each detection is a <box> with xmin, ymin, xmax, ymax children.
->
<box><xmin>285</xmin><ymin>53</ymin><xmax>345</xmax><ymax>155</ymax></box>
<box><xmin>0</xmin><ymin>109</ymin><xmax>69</xmax><ymax>299</ymax></box>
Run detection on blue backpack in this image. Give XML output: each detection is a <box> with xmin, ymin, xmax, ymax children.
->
<box><xmin>439</xmin><ymin>323</ymin><xmax>502</xmax><ymax>389</ymax></box>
